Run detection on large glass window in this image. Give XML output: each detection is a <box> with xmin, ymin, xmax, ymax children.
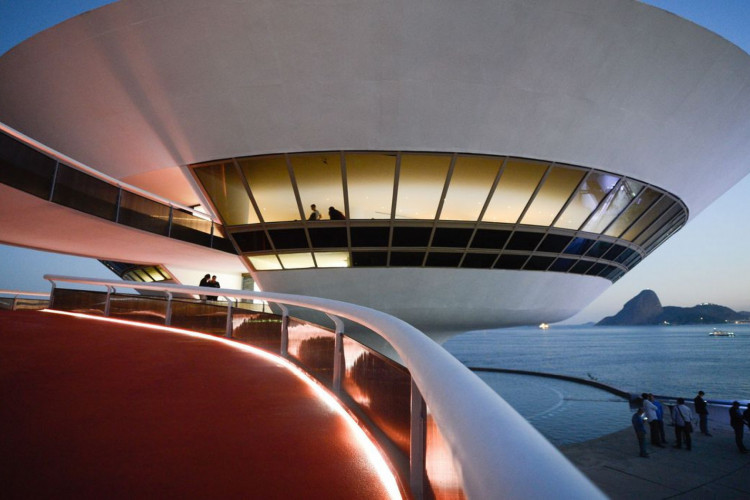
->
<box><xmin>555</xmin><ymin>171</ymin><xmax>618</xmax><ymax>230</ymax></box>
<box><xmin>521</xmin><ymin>165</ymin><xmax>585</xmax><ymax>226</ymax></box>
<box><xmin>483</xmin><ymin>159</ymin><xmax>547</xmax><ymax>223</ymax></box>
<box><xmin>239</xmin><ymin>156</ymin><xmax>300</xmax><ymax>222</ymax></box>
<box><xmin>395</xmin><ymin>154</ymin><xmax>451</xmax><ymax>219</ymax></box>
<box><xmin>52</xmin><ymin>164</ymin><xmax>119</xmax><ymax>221</ymax></box>
<box><xmin>440</xmin><ymin>156</ymin><xmax>501</xmax><ymax>221</ymax></box>
<box><xmin>604</xmin><ymin>188</ymin><xmax>660</xmax><ymax>238</ymax></box>
<box><xmin>279</xmin><ymin>252</ymin><xmax>315</xmax><ymax>269</ymax></box>
<box><xmin>314</xmin><ymin>251</ymin><xmax>351</xmax><ymax>268</ymax></box>
<box><xmin>622</xmin><ymin>198</ymin><xmax>674</xmax><ymax>241</ymax></box>
<box><xmin>290</xmin><ymin>153</ymin><xmax>345</xmax><ymax>221</ymax></box>
<box><xmin>582</xmin><ymin>179</ymin><xmax>644</xmax><ymax>234</ymax></box>
<box><xmin>118</xmin><ymin>191</ymin><xmax>171</xmax><ymax>235</ymax></box>
<box><xmin>346</xmin><ymin>153</ymin><xmax>396</xmax><ymax>219</ymax></box>
<box><xmin>247</xmin><ymin>254</ymin><xmax>282</xmax><ymax>270</ymax></box>
<box><xmin>194</xmin><ymin>162</ymin><xmax>259</xmax><ymax>226</ymax></box>
<box><xmin>635</xmin><ymin>203</ymin><xmax>681</xmax><ymax>246</ymax></box>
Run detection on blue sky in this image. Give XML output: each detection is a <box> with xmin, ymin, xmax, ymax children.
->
<box><xmin>0</xmin><ymin>0</ymin><xmax>748</xmax><ymax>323</ymax></box>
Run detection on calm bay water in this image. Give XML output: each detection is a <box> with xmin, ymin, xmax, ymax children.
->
<box><xmin>444</xmin><ymin>323</ymin><xmax>750</xmax><ymax>401</ymax></box>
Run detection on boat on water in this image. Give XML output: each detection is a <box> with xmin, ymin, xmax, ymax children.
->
<box><xmin>709</xmin><ymin>329</ymin><xmax>735</xmax><ymax>337</ymax></box>
<box><xmin>539</xmin><ymin>323</ymin><xmax>550</xmax><ymax>330</ymax></box>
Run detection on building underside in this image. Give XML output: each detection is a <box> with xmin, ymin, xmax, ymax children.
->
<box><xmin>2</xmin><ymin>0</ymin><xmax>750</xmax><ymax>337</ymax></box>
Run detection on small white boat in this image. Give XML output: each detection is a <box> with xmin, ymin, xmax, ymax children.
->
<box><xmin>539</xmin><ymin>323</ymin><xmax>549</xmax><ymax>330</ymax></box>
<box><xmin>709</xmin><ymin>329</ymin><xmax>735</xmax><ymax>337</ymax></box>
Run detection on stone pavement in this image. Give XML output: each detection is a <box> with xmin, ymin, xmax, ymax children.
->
<box><xmin>560</xmin><ymin>424</ymin><xmax>750</xmax><ymax>499</ymax></box>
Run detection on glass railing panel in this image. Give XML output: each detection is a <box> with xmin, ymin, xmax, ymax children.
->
<box><xmin>395</xmin><ymin>154</ymin><xmax>451</xmax><ymax>219</ymax></box>
<box><xmin>170</xmin><ymin>209</ymin><xmax>212</xmax><ymax>247</ymax></box>
<box><xmin>287</xmin><ymin>318</ymin><xmax>335</xmax><ymax>385</ymax></box>
<box><xmin>107</xmin><ymin>294</ymin><xmax>167</xmax><ymax>324</ymax></box>
<box><xmin>50</xmin><ymin>288</ymin><xmax>106</xmax><ymax>315</ymax></box>
<box><xmin>0</xmin><ymin>131</ymin><xmax>57</xmax><ymax>199</ymax></box>
<box><xmin>230</xmin><ymin>310</ymin><xmax>283</xmax><ymax>352</ymax></box>
<box><xmin>345</xmin><ymin>153</ymin><xmax>396</xmax><ymax>220</ymax></box>
<box><xmin>425</xmin><ymin>406</ymin><xmax>466</xmax><ymax>499</ymax></box>
<box><xmin>170</xmin><ymin>299</ymin><xmax>228</xmax><ymax>335</ymax></box>
<box><xmin>341</xmin><ymin>336</ymin><xmax>411</xmax><ymax>457</ymax></box>
<box><xmin>118</xmin><ymin>190</ymin><xmax>170</xmax><ymax>235</ymax></box>
<box><xmin>52</xmin><ymin>164</ymin><xmax>119</xmax><ymax>220</ymax></box>
<box><xmin>239</xmin><ymin>156</ymin><xmax>300</xmax><ymax>223</ymax></box>
<box><xmin>193</xmin><ymin>161</ymin><xmax>259</xmax><ymax>226</ymax></box>
<box><xmin>555</xmin><ymin>171</ymin><xmax>619</xmax><ymax>230</ymax></box>
<box><xmin>440</xmin><ymin>155</ymin><xmax>501</xmax><ymax>221</ymax></box>
<box><xmin>483</xmin><ymin>158</ymin><xmax>547</xmax><ymax>223</ymax></box>
<box><xmin>521</xmin><ymin>165</ymin><xmax>585</xmax><ymax>226</ymax></box>
<box><xmin>290</xmin><ymin>153</ymin><xmax>346</xmax><ymax>221</ymax></box>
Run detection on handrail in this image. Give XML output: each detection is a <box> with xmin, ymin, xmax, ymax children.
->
<box><xmin>0</xmin><ymin>121</ymin><xmax>217</xmax><ymax>223</ymax></box>
<box><xmin>0</xmin><ymin>289</ymin><xmax>50</xmax><ymax>298</ymax></box>
<box><xmin>43</xmin><ymin>274</ymin><xmax>604</xmax><ymax>499</ymax></box>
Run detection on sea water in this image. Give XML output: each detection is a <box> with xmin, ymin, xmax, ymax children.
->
<box><xmin>443</xmin><ymin>323</ymin><xmax>750</xmax><ymax>445</ymax></box>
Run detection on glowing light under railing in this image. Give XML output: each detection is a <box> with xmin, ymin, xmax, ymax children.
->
<box><xmin>41</xmin><ymin>309</ymin><xmax>402</xmax><ymax>500</ymax></box>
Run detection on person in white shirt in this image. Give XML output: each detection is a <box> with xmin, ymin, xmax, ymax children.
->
<box><xmin>642</xmin><ymin>393</ymin><xmax>664</xmax><ymax>448</ymax></box>
<box><xmin>672</xmin><ymin>398</ymin><xmax>693</xmax><ymax>451</ymax></box>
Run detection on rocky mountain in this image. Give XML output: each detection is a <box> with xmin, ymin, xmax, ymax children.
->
<box><xmin>597</xmin><ymin>290</ymin><xmax>750</xmax><ymax>326</ymax></box>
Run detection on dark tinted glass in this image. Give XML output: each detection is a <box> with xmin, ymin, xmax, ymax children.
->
<box><xmin>118</xmin><ymin>191</ymin><xmax>170</xmax><ymax>235</ymax></box>
<box><xmin>233</xmin><ymin>230</ymin><xmax>272</xmax><ymax>252</ymax></box>
<box><xmin>350</xmin><ymin>226</ymin><xmax>390</xmax><ymax>247</ymax></box>
<box><xmin>524</xmin><ymin>256</ymin><xmax>555</xmax><ymax>270</ymax></box>
<box><xmin>267</xmin><ymin>228</ymin><xmax>309</xmax><ymax>250</ymax></box>
<box><xmin>614</xmin><ymin>248</ymin><xmax>635</xmax><ymax>264</ymax></box>
<box><xmin>425</xmin><ymin>252</ymin><xmax>462</xmax><ymax>267</ymax></box>
<box><xmin>352</xmin><ymin>251</ymin><xmax>388</xmax><ymax>267</ymax></box>
<box><xmin>52</xmin><ymin>164</ymin><xmax>119</xmax><ymax>220</ymax></box>
<box><xmin>389</xmin><ymin>252</ymin><xmax>425</xmax><ymax>266</ymax></box>
<box><xmin>586</xmin><ymin>263</ymin><xmax>607</xmax><ymax>276</ymax></box>
<box><xmin>171</xmin><ymin>209</ymin><xmax>212</xmax><ymax>246</ymax></box>
<box><xmin>537</xmin><ymin>234</ymin><xmax>572</xmax><ymax>253</ymax></box>
<box><xmin>391</xmin><ymin>227</ymin><xmax>432</xmax><ymax>247</ymax></box>
<box><xmin>603</xmin><ymin>244</ymin><xmax>627</xmax><ymax>261</ymax></box>
<box><xmin>211</xmin><ymin>235</ymin><xmax>237</xmax><ymax>254</ymax></box>
<box><xmin>461</xmin><ymin>253</ymin><xmax>497</xmax><ymax>268</ymax></box>
<box><xmin>494</xmin><ymin>254</ymin><xmax>528</xmax><ymax>269</ymax></box>
<box><xmin>564</xmin><ymin>237</ymin><xmax>595</xmax><ymax>256</ymax></box>
<box><xmin>549</xmin><ymin>258</ymin><xmax>576</xmax><ymax>272</ymax></box>
<box><xmin>0</xmin><ymin>132</ymin><xmax>56</xmax><ymax>199</ymax></box>
<box><xmin>308</xmin><ymin>227</ymin><xmax>348</xmax><ymax>248</ymax></box>
<box><xmin>569</xmin><ymin>260</ymin><xmax>594</xmax><ymax>274</ymax></box>
<box><xmin>431</xmin><ymin>228</ymin><xmax>474</xmax><ymax>248</ymax></box>
<box><xmin>585</xmin><ymin>241</ymin><xmax>613</xmax><ymax>259</ymax></box>
<box><xmin>470</xmin><ymin>229</ymin><xmax>510</xmax><ymax>249</ymax></box>
<box><xmin>505</xmin><ymin>231</ymin><xmax>544</xmax><ymax>251</ymax></box>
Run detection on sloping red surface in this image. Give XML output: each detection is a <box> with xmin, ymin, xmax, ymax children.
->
<box><xmin>0</xmin><ymin>310</ymin><xmax>393</xmax><ymax>499</ymax></box>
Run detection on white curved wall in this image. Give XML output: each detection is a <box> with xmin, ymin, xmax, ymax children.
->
<box><xmin>1</xmin><ymin>0</ymin><xmax>750</xmax><ymax>217</ymax></box>
<box><xmin>256</xmin><ymin>267</ymin><xmax>610</xmax><ymax>335</ymax></box>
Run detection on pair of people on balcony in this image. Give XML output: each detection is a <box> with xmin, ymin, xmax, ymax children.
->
<box><xmin>199</xmin><ymin>274</ymin><xmax>221</xmax><ymax>301</ymax></box>
<box><xmin>308</xmin><ymin>204</ymin><xmax>345</xmax><ymax>221</ymax></box>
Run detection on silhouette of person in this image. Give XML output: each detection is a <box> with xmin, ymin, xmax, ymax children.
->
<box><xmin>642</xmin><ymin>393</ymin><xmax>664</xmax><ymax>448</ymax></box>
<box><xmin>694</xmin><ymin>391</ymin><xmax>711</xmax><ymax>436</ymax></box>
<box><xmin>207</xmin><ymin>275</ymin><xmax>220</xmax><ymax>301</ymax></box>
<box><xmin>328</xmin><ymin>206</ymin><xmax>345</xmax><ymax>220</ymax></box>
<box><xmin>672</xmin><ymin>398</ymin><xmax>693</xmax><ymax>450</ymax></box>
<box><xmin>199</xmin><ymin>273</ymin><xmax>211</xmax><ymax>301</ymax></box>
<box><xmin>729</xmin><ymin>401</ymin><xmax>748</xmax><ymax>453</ymax></box>
<box><xmin>308</xmin><ymin>204</ymin><xmax>321</xmax><ymax>221</ymax></box>
<box><xmin>632</xmin><ymin>407</ymin><xmax>649</xmax><ymax>458</ymax></box>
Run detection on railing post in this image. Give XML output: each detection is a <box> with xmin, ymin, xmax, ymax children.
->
<box><xmin>11</xmin><ymin>294</ymin><xmax>19</xmax><ymax>311</ymax></box>
<box><xmin>278</xmin><ymin>304</ymin><xmax>289</xmax><ymax>357</ymax></box>
<box><xmin>165</xmin><ymin>291</ymin><xmax>173</xmax><ymax>326</ymax></box>
<box><xmin>410</xmin><ymin>379</ymin><xmax>427</xmax><ymax>500</ymax></box>
<box><xmin>104</xmin><ymin>286</ymin><xmax>113</xmax><ymax>317</ymax></box>
<box><xmin>327</xmin><ymin>314</ymin><xmax>345</xmax><ymax>394</ymax></box>
<box><xmin>47</xmin><ymin>280</ymin><xmax>56</xmax><ymax>309</ymax></box>
<box><xmin>225</xmin><ymin>297</ymin><xmax>234</xmax><ymax>338</ymax></box>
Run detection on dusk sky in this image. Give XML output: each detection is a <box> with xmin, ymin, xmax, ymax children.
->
<box><xmin>0</xmin><ymin>0</ymin><xmax>748</xmax><ymax>324</ymax></box>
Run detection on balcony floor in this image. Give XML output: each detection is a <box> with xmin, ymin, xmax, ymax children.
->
<box><xmin>0</xmin><ymin>310</ymin><xmax>395</xmax><ymax>499</ymax></box>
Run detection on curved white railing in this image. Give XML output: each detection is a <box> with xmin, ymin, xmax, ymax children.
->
<box><xmin>44</xmin><ymin>275</ymin><xmax>604</xmax><ymax>499</ymax></box>
<box><xmin>0</xmin><ymin>289</ymin><xmax>50</xmax><ymax>310</ymax></box>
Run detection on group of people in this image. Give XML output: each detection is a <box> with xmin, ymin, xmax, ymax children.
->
<box><xmin>199</xmin><ymin>274</ymin><xmax>221</xmax><ymax>301</ymax></box>
<box><xmin>307</xmin><ymin>204</ymin><xmax>345</xmax><ymax>221</ymax></box>
<box><xmin>632</xmin><ymin>390</ymin><xmax>750</xmax><ymax>458</ymax></box>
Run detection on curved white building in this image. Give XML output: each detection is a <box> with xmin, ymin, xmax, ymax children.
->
<box><xmin>2</xmin><ymin>0</ymin><xmax>750</xmax><ymax>337</ymax></box>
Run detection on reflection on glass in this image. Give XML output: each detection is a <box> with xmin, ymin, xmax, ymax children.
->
<box><xmin>314</xmin><ymin>251</ymin><xmax>351</xmax><ymax>268</ymax></box>
<box><xmin>635</xmin><ymin>204</ymin><xmax>681</xmax><ymax>246</ymax></box>
<box><xmin>290</xmin><ymin>153</ymin><xmax>345</xmax><ymax>220</ymax></box>
<box><xmin>395</xmin><ymin>154</ymin><xmax>451</xmax><ymax>219</ymax></box>
<box><xmin>247</xmin><ymin>254</ymin><xmax>282</xmax><ymax>270</ymax></box>
<box><xmin>483</xmin><ymin>158</ymin><xmax>547</xmax><ymax>223</ymax></box>
<box><xmin>345</xmin><ymin>153</ymin><xmax>396</xmax><ymax>219</ymax></box>
<box><xmin>521</xmin><ymin>165</ymin><xmax>584</xmax><ymax>226</ymax></box>
<box><xmin>555</xmin><ymin>171</ymin><xmax>618</xmax><ymax>230</ymax></box>
<box><xmin>279</xmin><ymin>252</ymin><xmax>315</xmax><ymax>269</ymax></box>
<box><xmin>425</xmin><ymin>407</ymin><xmax>465</xmax><ymax>499</ymax></box>
<box><xmin>239</xmin><ymin>156</ymin><xmax>300</xmax><ymax>222</ymax></box>
<box><xmin>194</xmin><ymin>162</ymin><xmax>259</xmax><ymax>226</ymax></box>
<box><xmin>622</xmin><ymin>197</ymin><xmax>673</xmax><ymax>241</ymax></box>
<box><xmin>440</xmin><ymin>156</ymin><xmax>501</xmax><ymax>221</ymax></box>
<box><xmin>582</xmin><ymin>179</ymin><xmax>644</xmax><ymax>234</ymax></box>
<box><xmin>604</xmin><ymin>188</ymin><xmax>660</xmax><ymax>238</ymax></box>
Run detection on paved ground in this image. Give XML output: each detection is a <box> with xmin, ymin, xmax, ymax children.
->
<box><xmin>561</xmin><ymin>424</ymin><xmax>750</xmax><ymax>499</ymax></box>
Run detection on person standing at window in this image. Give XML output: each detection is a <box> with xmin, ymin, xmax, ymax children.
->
<box><xmin>308</xmin><ymin>204</ymin><xmax>321</xmax><ymax>221</ymax></box>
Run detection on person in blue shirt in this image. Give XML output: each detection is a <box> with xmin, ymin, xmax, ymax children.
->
<box><xmin>632</xmin><ymin>407</ymin><xmax>649</xmax><ymax>458</ymax></box>
<box><xmin>650</xmin><ymin>394</ymin><xmax>668</xmax><ymax>445</ymax></box>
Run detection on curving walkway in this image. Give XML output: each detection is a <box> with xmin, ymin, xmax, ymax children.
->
<box><xmin>0</xmin><ymin>310</ymin><xmax>396</xmax><ymax>499</ymax></box>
